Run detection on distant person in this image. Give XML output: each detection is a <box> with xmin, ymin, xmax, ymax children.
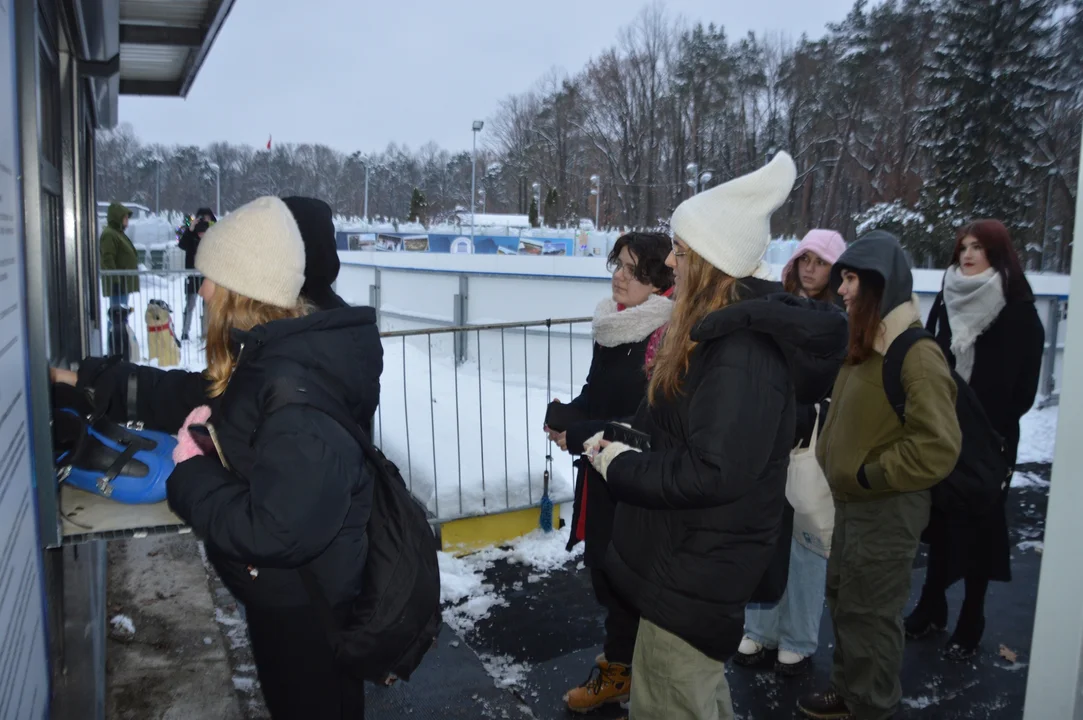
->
<box><xmin>547</xmin><ymin>231</ymin><xmax>674</xmax><ymax>714</ymax></box>
<box><xmin>905</xmin><ymin>219</ymin><xmax>1044</xmax><ymax>661</ymax></box>
<box><xmin>799</xmin><ymin>230</ymin><xmax>961</xmax><ymax>720</ymax></box>
<box><xmin>100</xmin><ymin>202</ymin><xmax>138</xmax><ymax>307</ymax></box>
<box><xmin>178</xmin><ymin>207</ymin><xmax>216</xmax><ymax>340</ymax></box>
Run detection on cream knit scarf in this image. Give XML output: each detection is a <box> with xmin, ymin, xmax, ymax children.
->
<box><xmin>592</xmin><ymin>294</ymin><xmax>674</xmax><ymax>348</ymax></box>
<box><xmin>943</xmin><ymin>265</ymin><xmax>1006</xmax><ymax>382</ymax></box>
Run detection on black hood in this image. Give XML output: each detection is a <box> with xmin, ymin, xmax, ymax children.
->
<box><xmin>282</xmin><ymin>196</ymin><xmax>347</xmax><ymax>311</ymax></box>
<box><xmin>831</xmin><ymin>230</ymin><xmax>913</xmax><ymax>316</ymax></box>
<box><xmin>692</xmin><ymin>278</ymin><xmax>848</xmax><ymax>404</ymax></box>
<box><xmin>232</xmin><ymin>306</ymin><xmax>382</xmax><ymax>422</ymax></box>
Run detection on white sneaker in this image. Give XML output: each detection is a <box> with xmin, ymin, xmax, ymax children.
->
<box><xmin>738</xmin><ymin>636</ymin><xmax>764</xmax><ymax>655</ymax></box>
<box><xmin>777</xmin><ymin>649</ymin><xmax>807</xmax><ymax>665</ymax></box>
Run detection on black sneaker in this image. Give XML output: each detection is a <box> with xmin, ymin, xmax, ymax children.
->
<box><xmin>797</xmin><ymin>690</ymin><xmax>853</xmax><ymax>720</ymax></box>
<box><xmin>775</xmin><ymin>655</ymin><xmax>811</xmax><ymax>677</ymax></box>
<box><xmin>904</xmin><ymin>597</ymin><xmax>948</xmax><ymax>639</ymax></box>
<box><xmin>731</xmin><ymin>639</ymin><xmax>776</xmax><ymax>670</ymax></box>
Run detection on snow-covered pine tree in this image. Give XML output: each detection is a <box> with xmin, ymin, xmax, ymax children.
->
<box><xmin>528</xmin><ymin>197</ymin><xmax>540</xmax><ymax>228</ymax></box>
<box><xmin>920</xmin><ymin>0</ymin><xmax>1063</xmax><ymax>261</ymax></box>
<box><xmin>544</xmin><ymin>188</ymin><xmax>558</xmax><ymax>227</ymax></box>
<box><xmin>408</xmin><ymin>187</ymin><xmax>427</xmax><ymax>225</ymax></box>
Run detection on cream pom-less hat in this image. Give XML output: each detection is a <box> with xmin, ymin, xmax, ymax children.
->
<box><xmin>670</xmin><ymin>151</ymin><xmax>798</xmax><ymax>279</ymax></box>
<box><xmin>195</xmin><ymin>196</ymin><xmax>306</xmax><ymax>308</ymax></box>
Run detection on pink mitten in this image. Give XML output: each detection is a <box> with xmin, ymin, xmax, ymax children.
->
<box><xmin>173</xmin><ymin>405</ymin><xmax>213</xmax><ymax>464</ymax></box>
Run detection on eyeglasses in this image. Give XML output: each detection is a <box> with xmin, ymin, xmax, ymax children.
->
<box><xmin>607</xmin><ymin>259</ymin><xmax>639</xmax><ymax>278</ymax></box>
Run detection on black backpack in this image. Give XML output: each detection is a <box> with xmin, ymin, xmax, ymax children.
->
<box><xmin>882</xmin><ymin>327</ymin><xmax>1009</xmax><ymax>516</ymax></box>
<box><xmin>264</xmin><ymin>376</ymin><xmax>442</xmax><ymax>684</ymax></box>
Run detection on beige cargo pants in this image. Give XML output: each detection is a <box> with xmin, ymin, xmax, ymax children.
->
<box><xmin>629</xmin><ymin>618</ymin><xmax>735</xmax><ymax>720</ymax></box>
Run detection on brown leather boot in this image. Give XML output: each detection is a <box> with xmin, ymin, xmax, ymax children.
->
<box><xmin>563</xmin><ymin>654</ymin><xmax>632</xmax><ymax>714</ymax></box>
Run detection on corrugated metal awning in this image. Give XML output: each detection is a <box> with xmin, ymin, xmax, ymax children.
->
<box><xmin>117</xmin><ymin>0</ymin><xmax>235</xmax><ymax>96</ymax></box>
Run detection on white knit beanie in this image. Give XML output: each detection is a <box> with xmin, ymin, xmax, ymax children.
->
<box><xmin>670</xmin><ymin>151</ymin><xmax>797</xmax><ymax>279</ymax></box>
<box><xmin>195</xmin><ymin>196</ymin><xmax>306</xmax><ymax>308</ymax></box>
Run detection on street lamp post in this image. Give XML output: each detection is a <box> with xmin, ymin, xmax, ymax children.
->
<box><xmin>154</xmin><ymin>156</ymin><xmax>161</xmax><ymax>213</ymax></box>
<box><xmin>590</xmin><ymin>174</ymin><xmax>601</xmax><ymax>229</ymax></box>
<box><xmin>362</xmin><ymin>159</ymin><xmax>370</xmax><ymax>221</ymax></box>
<box><xmin>685</xmin><ymin>163</ymin><xmax>712</xmax><ymax>194</ymax></box>
<box><xmin>208</xmin><ymin>162</ymin><xmax>220</xmax><ymax>217</ymax></box>
<box><xmin>471</xmin><ymin>121</ymin><xmax>484</xmax><ymax>243</ymax></box>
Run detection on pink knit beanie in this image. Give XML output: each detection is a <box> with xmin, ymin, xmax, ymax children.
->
<box><xmin>781</xmin><ymin>229</ymin><xmax>847</xmax><ymax>286</ymax></box>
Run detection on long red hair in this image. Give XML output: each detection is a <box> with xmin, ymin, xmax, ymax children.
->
<box><xmin>952</xmin><ymin>219</ymin><xmax>1033</xmax><ymax>302</ymax></box>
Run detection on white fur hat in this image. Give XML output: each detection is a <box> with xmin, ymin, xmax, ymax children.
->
<box><xmin>195</xmin><ymin>196</ymin><xmax>306</xmax><ymax>308</ymax></box>
<box><xmin>670</xmin><ymin>151</ymin><xmax>797</xmax><ymax>279</ymax></box>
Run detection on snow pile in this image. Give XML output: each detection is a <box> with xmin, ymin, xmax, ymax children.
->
<box><xmin>1017</xmin><ymin>540</ymin><xmax>1045</xmax><ymax>554</ymax></box>
<box><xmin>439</xmin><ymin>526</ymin><xmax>582</xmax><ymax>635</ymax></box>
<box><xmin>1012</xmin><ymin>472</ymin><xmax>1050</xmax><ymax>490</ymax></box>
<box><xmin>1017</xmin><ymin>406</ymin><xmax>1058</xmax><ymax>464</ymax></box>
<box><xmin>110</xmin><ymin>614</ymin><xmax>136</xmax><ymax>636</ymax></box>
<box><xmin>479</xmin><ymin>654</ymin><xmax>530</xmax><ymax>689</ymax></box>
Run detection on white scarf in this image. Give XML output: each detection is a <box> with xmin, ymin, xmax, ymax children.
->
<box><xmin>942</xmin><ymin>265</ymin><xmax>1006</xmax><ymax>382</ymax></box>
<box><xmin>592</xmin><ymin>294</ymin><xmax>674</xmax><ymax>348</ymax></box>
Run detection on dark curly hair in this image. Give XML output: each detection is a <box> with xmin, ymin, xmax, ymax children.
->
<box><xmin>607</xmin><ymin>232</ymin><xmax>675</xmax><ymax>292</ymax></box>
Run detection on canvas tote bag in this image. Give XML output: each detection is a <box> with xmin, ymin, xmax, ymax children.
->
<box><xmin>785</xmin><ymin>405</ymin><xmax>835</xmax><ymax>557</ymax></box>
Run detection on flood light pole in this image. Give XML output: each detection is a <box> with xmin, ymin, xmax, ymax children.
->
<box><xmin>590</xmin><ymin>175</ymin><xmax>600</xmax><ymax>229</ymax></box>
<box><xmin>208</xmin><ymin>162</ymin><xmax>220</xmax><ymax>217</ymax></box>
<box><xmin>471</xmin><ymin>120</ymin><xmax>484</xmax><ymax>243</ymax></box>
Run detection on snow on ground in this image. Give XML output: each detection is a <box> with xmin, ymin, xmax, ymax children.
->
<box><xmin>478</xmin><ymin>654</ymin><xmax>531</xmax><ymax>690</ymax></box>
<box><xmin>110</xmin><ymin>614</ymin><xmax>136</xmax><ymax>636</ymax></box>
<box><xmin>439</xmin><ymin>525</ymin><xmax>582</xmax><ymax>636</ymax></box>
<box><xmin>1017</xmin><ymin>405</ymin><xmax>1059</xmax><ymax>464</ymax></box>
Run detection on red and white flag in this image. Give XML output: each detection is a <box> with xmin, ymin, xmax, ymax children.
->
<box><xmin>266</xmin><ymin>135</ymin><xmax>272</xmax><ymax>150</ymax></box>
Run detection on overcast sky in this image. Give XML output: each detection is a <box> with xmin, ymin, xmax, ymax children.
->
<box><xmin>119</xmin><ymin>0</ymin><xmax>858</xmax><ymax>155</ymax></box>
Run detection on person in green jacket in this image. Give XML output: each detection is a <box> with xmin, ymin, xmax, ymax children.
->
<box><xmin>798</xmin><ymin>230</ymin><xmax>962</xmax><ymax>720</ymax></box>
<box><xmin>100</xmin><ymin>202</ymin><xmax>139</xmax><ymax>305</ymax></box>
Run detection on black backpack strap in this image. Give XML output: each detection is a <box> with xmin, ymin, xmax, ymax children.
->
<box><xmin>881</xmin><ymin>327</ymin><xmax>933</xmax><ymax>424</ymax></box>
<box><xmin>260</xmin><ymin>373</ymin><xmax>379</xmax><ymax>657</ymax></box>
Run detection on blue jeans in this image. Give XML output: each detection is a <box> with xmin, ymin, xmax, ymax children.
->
<box><xmin>744</xmin><ymin>536</ymin><xmax>828</xmax><ymax>657</ymax></box>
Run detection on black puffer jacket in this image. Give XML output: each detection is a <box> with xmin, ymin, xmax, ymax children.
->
<box><xmin>563</xmin><ymin>294</ymin><xmax>672</xmax><ymax>567</ymax></box>
<box><xmin>80</xmin><ymin>307</ymin><xmax>383</xmax><ymax>609</ymax></box>
<box><xmin>603</xmin><ymin>279</ymin><xmax>848</xmax><ymax>661</ymax></box>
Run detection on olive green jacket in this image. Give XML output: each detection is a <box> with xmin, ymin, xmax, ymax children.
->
<box><xmin>817</xmin><ymin>296</ymin><xmax>962</xmax><ymax>502</ymax></box>
<box><xmin>100</xmin><ymin>202</ymin><xmax>139</xmax><ymax>295</ymax></box>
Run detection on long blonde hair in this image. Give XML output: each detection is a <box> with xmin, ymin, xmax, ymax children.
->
<box><xmin>204</xmin><ymin>283</ymin><xmax>311</xmax><ymax>397</ymax></box>
<box><xmin>648</xmin><ymin>246</ymin><xmax>741</xmax><ymax>404</ymax></box>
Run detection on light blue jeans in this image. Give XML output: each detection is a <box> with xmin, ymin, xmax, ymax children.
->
<box><xmin>744</xmin><ymin>536</ymin><xmax>828</xmax><ymax>657</ymax></box>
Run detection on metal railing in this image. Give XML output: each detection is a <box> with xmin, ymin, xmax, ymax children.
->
<box><xmin>98</xmin><ymin>269</ymin><xmax>207</xmax><ymax>369</ymax></box>
<box><xmin>97</xmin><ymin>269</ymin><xmax>592</xmax><ymax>523</ymax></box>
<box><xmin>373</xmin><ymin>318</ymin><xmax>591</xmax><ymax>522</ymax></box>
<box><xmin>96</xmin><ymin>267</ymin><xmax>1069</xmax><ymax>523</ymax></box>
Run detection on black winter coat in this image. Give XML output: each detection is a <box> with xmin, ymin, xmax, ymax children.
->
<box><xmin>80</xmin><ymin>307</ymin><xmax>383</xmax><ymax>609</ymax></box>
<box><xmin>563</xmin><ymin>296</ymin><xmax>671</xmax><ymax>568</ymax></box>
<box><xmin>924</xmin><ymin>292</ymin><xmax>1044</xmax><ymax>583</ymax></box>
<box><xmin>178</xmin><ymin>229</ymin><xmax>203</xmax><ymax>294</ymax></box>
<box><xmin>603</xmin><ymin>280</ymin><xmax>849</xmax><ymax>662</ymax></box>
